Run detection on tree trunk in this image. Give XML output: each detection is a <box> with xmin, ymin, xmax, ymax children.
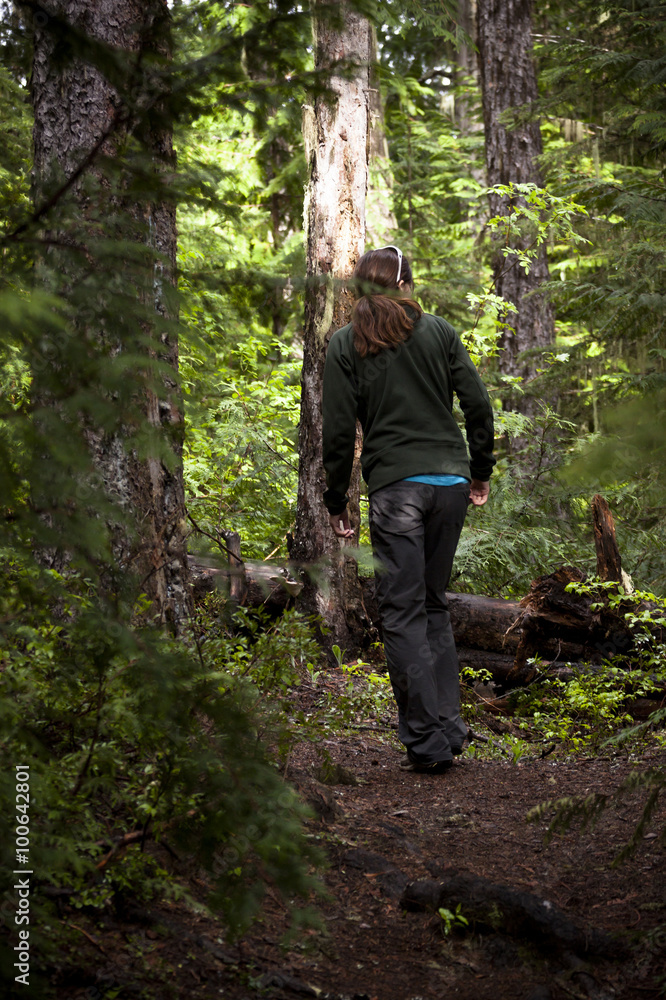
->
<box><xmin>291</xmin><ymin>2</ymin><xmax>371</xmax><ymax>654</ymax></box>
<box><xmin>454</xmin><ymin>0</ymin><xmax>481</xmax><ymax>141</ymax></box>
<box><xmin>366</xmin><ymin>26</ymin><xmax>396</xmax><ymax>247</ymax></box>
<box><xmin>476</xmin><ymin>0</ymin><xmax>555</xmax><ymax>408</ymax></box>
<box><xmin>31</xmin><ymin>0</ymin><xmax>191</xmax><ymax>630</ymax></box>
<box><xmin>591</xmin><ymin>494</ymin><xmax>623</xmax><ymax>584</ymax></box>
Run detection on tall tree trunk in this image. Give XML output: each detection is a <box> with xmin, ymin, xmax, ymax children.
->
<box><xmin>30</xmin><ymin>0</ymin><xmax>192</xmax><ymax>630</ymax></box>
<box><xmin>454</xmin><ymin>0</ymin><xmax>481</xmax><ymax>140</ymax></box>
<box><xmin>366</xmin><ymin>26</ymin><xmax>396</xmax><ymax>247</ymax></box>
<box><xmin>476</xmin><ymin>0</ymin><xmax>555</xmax><ymax>400</ymax></box>
<box><xmin>291</xmin><ymin>2</ymin><xmax>371</xmax><ymax>653</ymax></box>
<box><xmin>453</xmin><ymin>0</ymin><xmax>487</xmax><ymax>241</ymax></box>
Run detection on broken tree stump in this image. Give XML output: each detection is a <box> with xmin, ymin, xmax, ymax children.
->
<box><xmin>508</xmin><ymin>565</ymin><xmax>641</xmax><ymax>684</ymax></box>
<box><xmin>592</xmin><ymin>494</ymin><xmax>623</xmax><ymax>584</ymax></box>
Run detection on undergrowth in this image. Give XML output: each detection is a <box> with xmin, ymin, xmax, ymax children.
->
<box><xmin>0</xmin><ymin>569</ymin><xmax>326</xmax><ymax>995</ymax></box>
<box><xmin>5</xmin><ymin>566</ymin><xmax>664</xmax><ymax>995</ymax></box>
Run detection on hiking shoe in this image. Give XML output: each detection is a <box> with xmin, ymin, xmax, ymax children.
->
<box><xmin>399</xmin><ymin>752</ymin><xmax>453</xmax><ymax>775</ymax></box>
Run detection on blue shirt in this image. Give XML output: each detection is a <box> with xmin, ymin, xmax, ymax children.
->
<box><xmin>403</xmin><ymin>474</ymin><xmax>469</xmax><ymax>486</ymax></box>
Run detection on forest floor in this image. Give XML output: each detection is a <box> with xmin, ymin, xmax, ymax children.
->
<box><xmin>53</xmin><ymin>670</ymin><xmax>666</xmax><ymax>1000</ymax></box>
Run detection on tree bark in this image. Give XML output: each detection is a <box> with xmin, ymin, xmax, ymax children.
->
<box><xmin>454</xmin><ymin>0</ymin><xmax>481</xmax><ymax>140</ymax></box>
<box><xmin>366</xmin><ymin>26</ymin><xmax>396</xmax><ymax>247</ymax></box>
<box><xmin>30</xmin><ymin>0</ymin><xmax>191</xmax><ymax>630</ymax></box>
<box><xmin>476</xmin><ymin>0</ymin><xmax>555</xmax><ymax>406</ymax></box>
<box><xmin>291</xmin><ymin>2</ymin><xmax>372</xmax><ymax>653</ymax></box>
<box><xmin>592</xmin><ymin>494</ymin><xmax>623</xmax><ymax>584</ymax></box>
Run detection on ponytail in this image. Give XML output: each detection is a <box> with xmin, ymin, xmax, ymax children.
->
<box><xmin>352</xmin><ymin>294</ymin><xmax>422</xmax><ymax>357</ymax></box>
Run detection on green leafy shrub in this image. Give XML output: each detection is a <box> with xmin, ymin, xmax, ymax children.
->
<box><xmin>438</xmin><ymin>904</ymin><xmax>469</xmax><ymax>936</ymax></box>
<box><xmin>197</xmin><ymin>599</ymin><xmax>319</xmax><ymax>691</ymax></box>
<box><xmin>0</xmin><ymin>561</ymin><xmax>324</xmax><ymax>991</ymax></box>
<box><xmin>473</xmin><ymin>583</ymin><xmax>666</xmax><ymax>762</ymax></box>
<box><xmin>306</xmin><ymin>653</ymin><xmax>394</xmax><ymax>732</ymax></box>
<box><xmin>183</xmin><ymin>338</ymin><xmax>301</xmax><ymax>561</ymax></box>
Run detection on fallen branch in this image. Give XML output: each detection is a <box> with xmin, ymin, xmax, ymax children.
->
<box><xmin>96</xmin><ymin>829</ymin><xmax>151</xmax><ymax>870</ymax></box>
<box><xmin>95</xmin><ymin>810</ymin><xmax>195</xmax><ymax>870</ymax></box>
<box><xmin>62</xmin><ymin>921</ymin><xmax>107</xmax><ymax>954</ymax></box>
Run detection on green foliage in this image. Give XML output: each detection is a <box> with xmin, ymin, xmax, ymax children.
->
<box><xmin>0</xmin><ymin>560</ymin><xmax>324</xmax><ymax>978</ymax></box>
<box><xmin>528</xmin><ymin>767</ymin><xmax>666</xmax><ymax>865</ymax></box>
<box><xmin>328</xmin><ymin>660</ymin><xmax>394</xmax><ymax>728</ymax></box>
<box><xmin>467</xmin><ymin>182</ymin><xmax>589</xmax><ymax>348</ymax></box>
<box><xmin>194</xmin><ymin>599</ymin><xmax>320</xmax><ymax>700</ymax></box>
<box><xmin>532</xmin><ymin>1</ymin><xmax>666</xmax><ymax>520</ymax></box>
<box><xmin>507</xmin><ymin>666</ymin><xmax>641</xmax><ymax>753</ymax></box>
<box><xmin>175</xmin><ymin>50</ymin><xmax>307</xmax><ymax>559</ymax></box>
<box><xmin>460</xmin><ymin>582</ymin><xmax>666</xmax><ymax>768</ymax></box>
<box><xmin>383</xmin><ymin>76</ymin><xmax>489</xmax><ymax>331</ymax></box>
<box><xmin>69</xmin><ymin>852</ymin><xmax>175</xmax><ymax>913</ymax></box>
<box><xmin>452</xmin><ymin>468</ymin><xmax>593</xmax><ymax>598</ymax></box>
<box><xmin>183</xmin><ymin>337</ymin><xmax>301</xmax><ymax>559</ymax></box>
<box><xmin>301</xmin><ymin>649</ymin><xmax>394</xmax><ymax>733</ymax></box>
<box><xmin>0</xmin><ymin>2</ymin><xmax>665</xmax><ymax>990</ymax></box>
<box><xmin>0</xmin><ymin>62</ymin><xmax>31</xmax><ymax>226</ymax></box>
<box><xmin>488</xmin><ymin>182</ymin><xmax>590</xmax><ymax>254</ymax></box>
<box><xmin>438</xmin><ymin>904</ymin><xmax>469</xmax><ymax>936</ymax></box>
<box><xmin>0</xmin><ymin>3</ymin><xmax>334</xmax><ymax>990</ymax></box>
<box><xmin>565</xmin><ymin>577</ymin><xmax>666</xmax><ymax>668</ymax></box>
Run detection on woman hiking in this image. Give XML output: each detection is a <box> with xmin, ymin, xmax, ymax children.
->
<box><xmin>322</xmin><ymin>246</ymin><xmax>496</xmax><ymax>775</ymax></box>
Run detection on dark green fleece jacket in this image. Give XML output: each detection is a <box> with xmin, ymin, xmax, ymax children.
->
<box><xmin>322</xmin><ymin>311</ymin><xmax>496</xmax><ymax>515</ymax></box>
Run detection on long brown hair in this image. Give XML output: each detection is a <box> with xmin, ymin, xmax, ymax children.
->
<box><xmin>351</xmin><ymin>247</ymin><xmax>422</xmax><ymax>357</ymax></box>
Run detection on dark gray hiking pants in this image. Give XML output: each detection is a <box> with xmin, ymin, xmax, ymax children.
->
<box><xmin>369</xmin><ymin>480</ymin><xmax>470</xmax><ymax>764</ymax></box>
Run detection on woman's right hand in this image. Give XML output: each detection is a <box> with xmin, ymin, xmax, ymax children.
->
<box><xmin>469</xmin><ymin>480</ymin><xmax>490</xmax><ymax>506</ymax></box>
<box><xmin>329</xmin><ymin>509</ymin><xmax>354</xmax><ymax>538</ymax></box>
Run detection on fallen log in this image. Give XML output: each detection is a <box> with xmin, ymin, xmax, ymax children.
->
<box><xmin>190</xmin><ymin>558</ymin><xmax>647</xmax><ymax>687</ymax></box>
<box><xmin>401</xmin><ymin>874</ymin><xmax>623</xmax><ymax>958</ymax></box>
<box><xmin>457</xmin><ymin>647</ymin><xmax>597</xmax><ymax>685</ymax></box>
<box><xmin>188</xmin><ymin>494</ymin><xmax>660</xmax><ymax>689</ymax></box>
<box><xmin>457</xmin><ymin>646</ymin><xmax>516</xmax><ymax>679</ymax></box>
<box><xmin>447</xmin><ymin>590</ymin><xmax>590</xmax><ymax>663</ymax></box>
<box><xmin>445</xmin><ymin>592</ymin><xmax>521</xmax><ymax>654</ymax></box>
<box><xmin>363</xmin><ymin>580</ymin><xmax>595</xmax><ymax>667</ymax></box>
<box><xmin>188</xmin><ymin>555</ymin><xmax>302</xmax><ymax>615</ymax></box>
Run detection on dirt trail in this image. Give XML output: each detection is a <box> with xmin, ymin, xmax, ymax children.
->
<box><xmin>56</xmin><ymin>732</ymin><xmax>666</xmax><ymax>1000</ymax></box>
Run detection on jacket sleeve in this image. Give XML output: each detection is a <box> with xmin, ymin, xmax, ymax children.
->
<box><xmin>322</xmin><ymin>332</ymin><xmax>358</xmax><ymax>515</ymax></box>
<box><xmin>448</xmin><ymin>331</ymin><xmax>496</xmax><ymax>481</ymax></box>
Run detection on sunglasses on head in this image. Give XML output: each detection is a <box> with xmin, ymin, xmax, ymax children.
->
<box><xmin>376</xmin><ymin>244</ymin><xmax>403</xmax><ymax>285</ymax></box>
